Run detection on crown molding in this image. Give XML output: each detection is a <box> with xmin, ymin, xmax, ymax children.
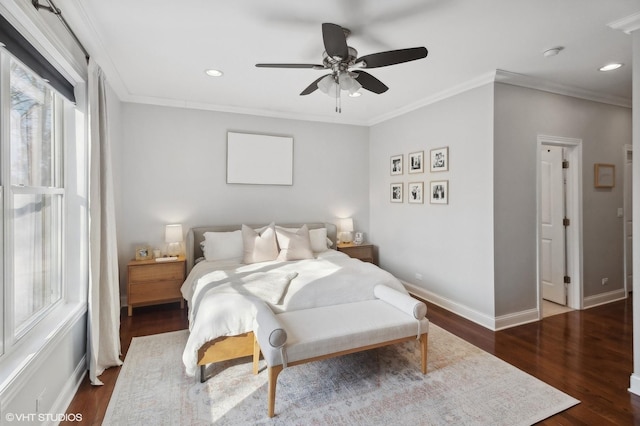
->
<box><xmin>367</xmin><ymin>71</ymin><xmax>497</xmax><ymax>126</ymax></box>
<box><xmin>608</xmin><ymin>11</ymin><xmax>640</xmax><ymax>35</ymax></box>
<box><xmin>494</xmin><ymin>69</ymin><xmax>631</xmax><ymax>108</ymax></box>
<box><xmin>122</xmin><ymin>93</ymin><xmax>370</xmax><ymax>126</ymax></box>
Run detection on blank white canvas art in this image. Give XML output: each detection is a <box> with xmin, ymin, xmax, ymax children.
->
<box><xmin>227</xmin><ymin>132</ymin><xmax>293</xmax><ymax>185</ymax></box>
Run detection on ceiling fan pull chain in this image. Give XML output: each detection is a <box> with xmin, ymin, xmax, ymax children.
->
<box><xmin>337</xmin><ymin>76</ymin><xmax>342</xmax><ymax>113</ymax></box>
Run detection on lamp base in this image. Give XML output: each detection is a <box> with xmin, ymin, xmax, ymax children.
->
<box><xmin>339</xmin><ymin>231</ymin><xmax>353</xmax><ymax>244</ymax></box>
<box><xmin>166</xmin><ymin>242</ymin><xmax>182</xmax><ymax>257</ymax></box>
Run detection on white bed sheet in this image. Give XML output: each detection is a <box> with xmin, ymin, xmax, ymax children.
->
<box><xmin>180</xmin><ymin>249</ymin><xmax>407</xmax><ymax>376</ymax></box>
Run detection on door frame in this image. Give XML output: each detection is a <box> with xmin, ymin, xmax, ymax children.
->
<box><xmin>624</xmin><ymin>144</ymin><xmax>633</xmax><ymax>294</ymax></box>
<box><xmin>536</xmin><ymin>135</ymin><xmax>583</xmax><ymax>314</ymax></box>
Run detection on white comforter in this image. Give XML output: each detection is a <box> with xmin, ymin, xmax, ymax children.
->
<box><xmin>180</xmin><ymin>250</ymin><xmax>406</xmax><ymax>376</ymax></box>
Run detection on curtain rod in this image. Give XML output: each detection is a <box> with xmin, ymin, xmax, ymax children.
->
<box><xmin>32</xmin><ymin>0</ymin><xmax>90</xmax><ymax>62</ymax></box>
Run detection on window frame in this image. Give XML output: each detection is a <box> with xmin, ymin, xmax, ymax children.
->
<box><xmin>0</xmin><ymin>50</ymin><xmax>68</xmax><ymax>354</ymax></box>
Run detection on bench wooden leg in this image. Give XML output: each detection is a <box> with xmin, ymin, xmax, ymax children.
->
<box><xmin>267</xmin><ymin>365</ymin><xmax>283</xmax><ymax>418</ymax></box>
<box><xmin>253</xmin><ymin>336</ymin><xmax>261</xmax><ymax>375</ymax></box>
<box><xmin>420</xmin><ymin>333</ymin><xmax>428</xmax><ymax>374</ymax></box>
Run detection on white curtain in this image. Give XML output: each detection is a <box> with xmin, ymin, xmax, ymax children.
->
<box><xmin>87</xmin><ymin>58</ymin><xmax>122</xmax><ymax>385</ymax></box>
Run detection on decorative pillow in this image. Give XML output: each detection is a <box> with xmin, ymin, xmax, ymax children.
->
<box><xmin>276</xmin><ymin>225</ymin><xmax>314</xmax><ymax>261</ymax></box>
<box><xmin>202</xmin><ymin>230</ymin><xmax>243</xmax><ymax>262</ymax></box>
<box><xmin>309</xmin><ymin>227</ymin><xmax>330</xmax><ymax>252</ymax></box>
<box><xmin>242</xmin><ymin>223</ymin><xmax>279</xmax><ymax>264</ymax></box>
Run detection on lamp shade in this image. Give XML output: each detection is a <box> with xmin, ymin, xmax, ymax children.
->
<box><xmin>165</xmin><ymin>224</ymin><xmax>183</xmax><ymax>243</ymax></box>
<box><xmin>339</xmin><ymin>218</ymin><xmax>354</xmax><ymax>233</ymax></box>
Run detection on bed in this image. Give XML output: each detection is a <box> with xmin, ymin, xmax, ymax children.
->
<box><xmin>181</xmin><ymin>222</ymin><xmax>409</xmax><ymax>379</ymax></box>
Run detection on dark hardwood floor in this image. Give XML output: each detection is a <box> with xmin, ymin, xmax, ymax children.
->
<box><xmin>63</xmin><ymin>298</ymin><xmax>640</xmax><ymax>425</ymax></box>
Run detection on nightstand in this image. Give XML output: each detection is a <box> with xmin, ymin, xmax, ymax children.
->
<box><xmin>337</xmin><ymin>243</ymin><xmax>376</xmax><ymax>265</ymax></box>
<box><xmin>127</xmin><ymin>256</ymin><xmax>186</xmax><ymax>316</ymax></box>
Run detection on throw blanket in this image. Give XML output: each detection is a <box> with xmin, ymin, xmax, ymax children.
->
<box><xmin>181</xmin><ymin>250</ymin><xmax>407</xmax><ymax>376</ymax></box>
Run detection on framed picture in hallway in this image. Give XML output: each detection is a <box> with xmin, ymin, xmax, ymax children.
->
<box><xmin>594</xmin><ymin>163</ymin><xmax>615</xmax><ymax>188</ymax></box>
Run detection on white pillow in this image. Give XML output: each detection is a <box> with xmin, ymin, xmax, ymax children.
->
<box><xmin>202</xmin><ymin>230</ymin><xmax>243</xmax><ymax>262</ymax></box>
<box><xmin>242</xmin><ymin>223</ymin><xmax>279</xmax><ymax>264</ymax></box>
<box><xmin>309</xmin><ymin>227</ymin><xmax>330</xmax><ymax>252</ymax></box>
<box><xmin>276</xmin><ymin>225</ymin><xmax>314</xmax><ymax>261</ymax></box>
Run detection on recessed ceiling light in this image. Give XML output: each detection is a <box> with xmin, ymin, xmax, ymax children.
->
<box><xmin>205</xmin><ymin>69</ymin><xmax>223</xmax><ymax>77</ymax></box>
<box><xmin>599</xmin><ymin>63</ymin><xmax>623</xmax><ymax>72</ymax></box>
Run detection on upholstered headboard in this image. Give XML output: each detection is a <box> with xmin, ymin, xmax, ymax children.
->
<box><xmin>185</xmin><ymin>222</ymin><xmax>337</xmax><ymax>272</ymax></box>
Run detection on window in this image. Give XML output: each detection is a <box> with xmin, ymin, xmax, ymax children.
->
<box><xmin>3</xmin><ymin>56</ymin><xmax>67</xmax><ymax>346</ymax></box>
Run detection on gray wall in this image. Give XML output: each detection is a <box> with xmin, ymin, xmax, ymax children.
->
<box><xmin>494</xmin><ymin>83</ymin><xmax>631</xmax><ymax>315</ymax></box>
<box><xmin>369</xmin><ymin>80</ymin><xmax>631</xmax><ymax>324</ymax></box>
<box><xmin>116</xmin><ymin>103</ymin><xmax>370</xmax><ymax>298</ymax></box>
<box><xmin>369</xmin><ymin>84</ymin><xmax>496</xmax><ymax>320</ymax></box>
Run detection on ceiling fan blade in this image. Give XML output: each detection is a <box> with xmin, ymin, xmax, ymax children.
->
<box><xmin>256</xmin><ymin>63</ymin><xmax>325</xmax><ymax>69</ymax></box>
<box><xmin>322</xmin><ymin>23</ymin><xmax>348</xmax><ymax>59</ymax></box>
<box><xmin>356</xmin><ymin>47</ymin><xmax>428</xmax><ymax>69</ymax></box>
<box><xmin>352</xmin><ymin>71</ymin><xmax>388</xmax><ymax>94</ymax></box>
<box><xmin>300</xmin><ymin>74</ymin><xmax>332</xmax><ymax>95</ymax></box>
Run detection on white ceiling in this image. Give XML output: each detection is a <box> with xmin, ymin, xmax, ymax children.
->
<box><xmin>61</xmin><ymin>0</ymin><xmax>638</xmax><ymax>126</ymax></box>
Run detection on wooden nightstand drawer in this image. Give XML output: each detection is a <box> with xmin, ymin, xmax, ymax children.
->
<box><xmin>129</xmin><ymin>280</ymin><xmax>183</xmax><ymax>304</ymax></box>
<box><xmin>129</xmin><ymin>261</ymin><xmax>184</xmax><ymax>282</ymax></box>
<box><xmin>127</xmin><ymin>257</ymin><xmax>186</xmax><ymax>316</ymax></box>
<box><xmin>337</xmin><ymin>243</ymin><xmax>375</xmax><ymax>265</ymax></box>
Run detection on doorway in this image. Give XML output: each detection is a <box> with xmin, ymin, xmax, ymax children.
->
<box><xmin>537</xmin><ymin>135</ymin><xmax>583</xmax><ymax>317</ymax></box>
<box><xmin>540</xmin><ymin>145</ymin><xmax>566</xmax><ymax>305</ymax></box>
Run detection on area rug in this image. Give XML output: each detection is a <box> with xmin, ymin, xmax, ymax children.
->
<box><xmin>103</xmin><ymin>325</ymin><xmax>578</xmax><ymax>425</ymax></box>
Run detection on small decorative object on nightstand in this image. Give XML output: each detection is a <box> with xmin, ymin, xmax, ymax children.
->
<box><xmin>127</xmin><ymin>256</ymin><xmax>186</xmax><ymax>316</ymax></box>
<box><xmin>337</xmin><ymin>242</ymin><xmax>375</xmax><ymax>265</ymax></box>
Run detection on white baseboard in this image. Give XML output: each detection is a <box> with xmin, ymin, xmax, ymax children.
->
<box><xmin>583</xmin><ymin>288</ymin><xmax>627</xmax><ymax>309</ymax></box>
<box><xmin>629</xmin><ymin>373</ymin><xmax>640</xmax><ymax>396</ymax></box>
<box><xmin>402</xmin><ymin>281</ymin><xmax>498</xmax><ymax>330</ymax></box>
<box><xmin>494</xmin><ymin>308</ymin><xmax>540</xmax><ymax>331</ymax></box>
<box><xmin>44</xmin><ymin>356</ymin><xmax>87</xmax><ymax>426</ymax></box>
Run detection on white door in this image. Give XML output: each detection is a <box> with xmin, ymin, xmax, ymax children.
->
<box><xmin>624</xmin><ymin>146</ymin><xmax>632</xmax><ymax>293</ymax></box>
<box><xmin>540</xmin><ymin>145</ymin><xmax>566</xmax><ymax>305</ymax></box>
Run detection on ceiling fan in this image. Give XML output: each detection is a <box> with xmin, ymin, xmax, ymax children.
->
<box><xmin>256</xmin><ymin>23</ymin><xmax>428</xmax><ymax>112</ymax></box>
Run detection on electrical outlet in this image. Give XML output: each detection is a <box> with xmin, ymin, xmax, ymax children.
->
<box><xmin>415</xmin><ymin>273</ymin><xmax>423</xmax><ymax>281</ymax></box>
<box><xmin>602</xmin><ymin>278</ymin><xmax>609</xmax><ymax>286</ymax></box>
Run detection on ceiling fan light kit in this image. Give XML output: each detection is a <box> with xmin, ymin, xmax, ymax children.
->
<box><xmin>256</xmin><ymin>22</ymin><xmax>428</xmax><ymax>113</ymax></box>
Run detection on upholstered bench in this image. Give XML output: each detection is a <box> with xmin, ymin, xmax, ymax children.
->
<box><xmin>253</xmin><ymin>285</ymin><xmax>429</xmax><ymax>418</ymax></box>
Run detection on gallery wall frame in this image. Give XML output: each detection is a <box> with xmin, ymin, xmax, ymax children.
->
<box><xmin>409</xmin><ymin>151</ymin><xmax>424</xmax><ymax>174</ymax></box>
<box><xmin>430</xmin><ymin>147</ymin><xmax>449</xmax><ymax>172</ymax></box>
<box><xmin>408</xmin><ymin>182</ymin><xmax>424</xmax><ymax>203</ymax></box>
<box><xmin>430</xmin><ymin>180</ymin><xmax>449</xmax><ymax>204</ymax></box>
<box><xmin>391</xmin><ymin>155</ymin><xmax>403</xmax><ymax>175</ymax></box>
<box><xmin>390</xmin><ymin>183</ymin><xmax>403</xmax><ymax>203</ymax></box>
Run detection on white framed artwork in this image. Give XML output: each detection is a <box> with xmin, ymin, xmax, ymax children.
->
<box><xmin>430</xmin><ymin>147</ymin><xmax>449</xmax><ymax>172</ymax></box>
<box><xmin>391</xmin><ymin>155</ymin><xmax>403</xmax><ymax>175</ymax></box>
<box><xmin>390</xmin><ymin>183</ymin><xmax>403</xmax><ymax>203</ymax></box>
<box><xmin>430</xmin><ymin>180</ymin><xmax>448</xmax><ymax>204</ymax></box>
<box><xmin>408</xmin><ymin>182</ymin><xmax>424</xmax><ymax>203</ymax></box>
<box><xmin>409</xmin><ymin>151</ymin><xmax>424</xmax><ymax>174</ymax></box>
